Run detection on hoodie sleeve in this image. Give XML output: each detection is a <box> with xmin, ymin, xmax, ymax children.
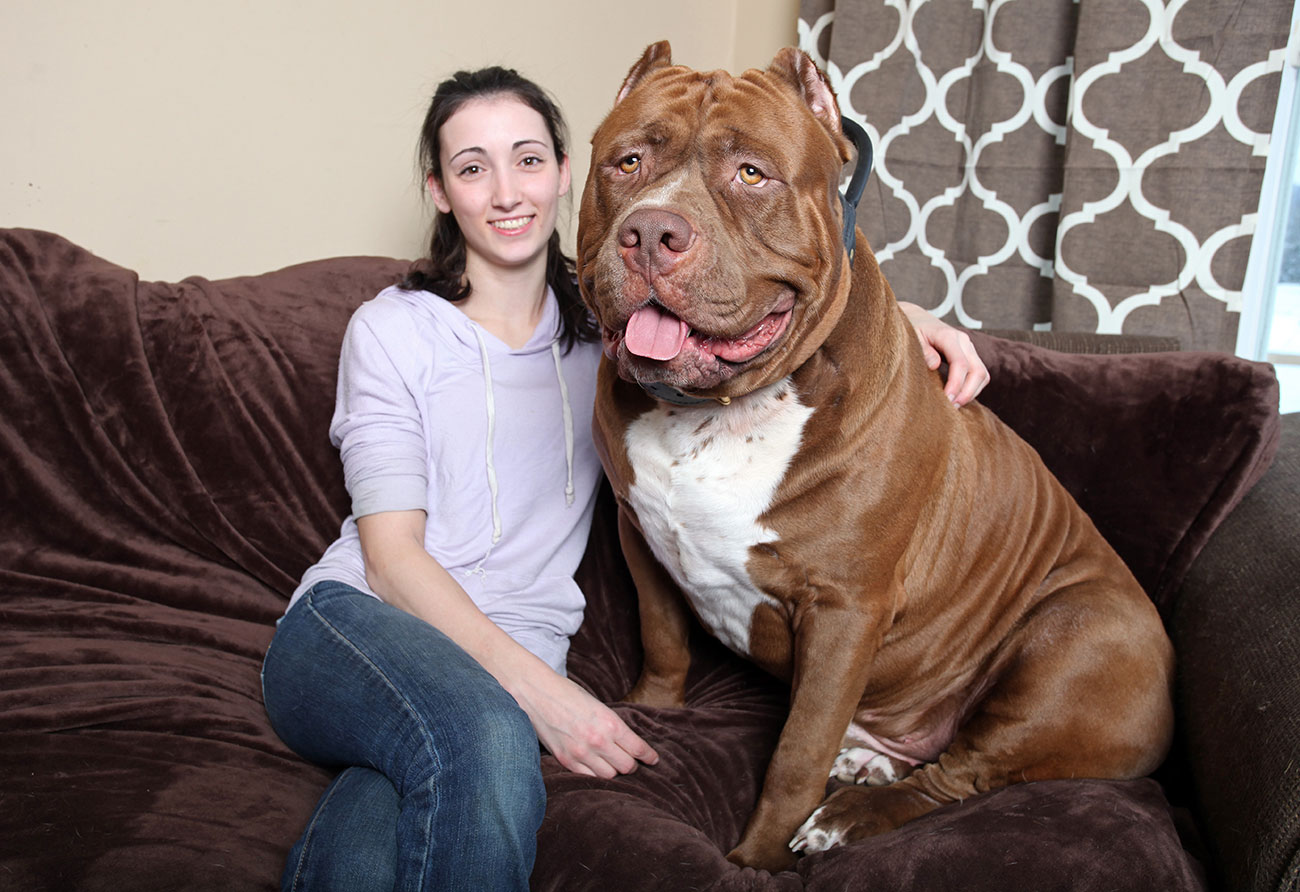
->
<box><xmin>330</xmin><ymin>301</ymin><xmax>429</xmax><ymax>519</ymax></box>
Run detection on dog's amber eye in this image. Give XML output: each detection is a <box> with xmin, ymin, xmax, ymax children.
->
<box><xmin>618</xmin><ymin>154</ymin><xmax>641</xmax><ymax>174</ymax></box>
<box><xmin>738</xmin><ymin>164</ymin><xmax>765</xmax><ymax>186</ymax></box>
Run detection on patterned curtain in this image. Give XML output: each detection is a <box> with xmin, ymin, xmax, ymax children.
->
<box><xmin>799</xmin><ymin>0</ymin><xmax>1294</xmax><ymax>350</ymax></box>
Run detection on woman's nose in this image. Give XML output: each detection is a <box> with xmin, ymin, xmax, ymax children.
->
<box><xmin>491</xmin><ymin>171</ymin><xmax>521</xmax><ymax>209</ymax></box>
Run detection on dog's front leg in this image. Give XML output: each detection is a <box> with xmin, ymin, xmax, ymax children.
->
<box><xmin>618</xmin><ymin>506</ymin><xmax>692</xmax><ymax>708</ymax></box>
<box><xmin>726</xmin><ymin>603</ymin><xmax>878</xmax><ymax>872</ymax></box>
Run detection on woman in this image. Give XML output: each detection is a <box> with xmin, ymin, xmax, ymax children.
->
<box><xmin>261</xmin><ymin>65</ymin><xmax>988</xmax><ymax>892</ymax></box>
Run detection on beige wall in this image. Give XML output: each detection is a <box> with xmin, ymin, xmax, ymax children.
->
<box><xmin>1</xmin><ymin>0</ymin><xmax>798</xmax><ymax>280</ymax></box>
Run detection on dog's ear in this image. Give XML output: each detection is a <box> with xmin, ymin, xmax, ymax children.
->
<box><xmin>768</xmin><ymin>48</ymin><xmax>850</xmax><ymax>161</ymax></box>
<box><xmin>616</xmin><ymin>41</ymin><xmax>674</xmax><ymax>105</ymax></box>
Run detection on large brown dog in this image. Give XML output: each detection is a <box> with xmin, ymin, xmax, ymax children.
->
<box><xmin>576</xmin><ymin>41</ymin><xmax>1174</xmax><ymax>872</ymax></box>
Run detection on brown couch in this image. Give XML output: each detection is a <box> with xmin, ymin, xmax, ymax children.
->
<box><xmin>1</xmin><ymin>227</ymin><xmax>1293</xmax><ymax>892</ymax></box>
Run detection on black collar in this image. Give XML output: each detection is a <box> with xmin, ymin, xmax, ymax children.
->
<box><xmin>838</xmin><ymin>116</ymin><xmax>874</xmax><ymax>265</ymax></box>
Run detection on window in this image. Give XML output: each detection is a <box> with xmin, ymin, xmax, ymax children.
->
<box><xmin>1240</xmin><ymin>9</ymin><xmax>1300</xmax><ymax>414</ymax></box>
<box><xmin>1271</xmin><ymin>121</ymin><xmax>1300</xmax><ymax>413</ymax></box>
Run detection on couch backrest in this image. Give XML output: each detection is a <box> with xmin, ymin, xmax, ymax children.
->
<box><xmin>968</xmin><ymin>330</ymin><xmax>1281</xmax><ymax>614</ymax></box>
<box><xmin>0</xmin><ymin>227</ymin><xmax>1281</xmax><ymax>630</ymax></box>
<box><xmin>0</xmin><ymin>228</ymin><xmax>406</xmax><ymax>622</ymax></box>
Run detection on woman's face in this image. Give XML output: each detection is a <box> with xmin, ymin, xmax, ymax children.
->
<box><xmin>429</xmin><ymin>96</ymin><xmax>571</xmax><ymax>277</ymax></box>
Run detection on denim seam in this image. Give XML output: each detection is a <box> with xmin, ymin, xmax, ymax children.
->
<box><xmin>287</xmin><ymin>766</ymin><xmax>350</xmax><ymax>892</ymax></box>
<box><xmin>302</xmin><ymin>588</ymin><xmax>441</xmax><ymax>892</ymax></box>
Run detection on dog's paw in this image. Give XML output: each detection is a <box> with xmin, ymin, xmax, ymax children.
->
<box><xmin>788</xmin><ymin>787</ymin><xmax>901</xmax><ymax>856</ymax></box>
<box><xmin>830</xmin><ymin>746</ymin><xmax>907</xmax><ymax>786</ymax></box>
<box><xmin>726</xmin><ymin>840</ymin><xmax>797</xmax><ymax>873</ymax></box>
<box><xmin>789</xmin><ymin>804</ymin><xmax>847</xmax><ymax>855</ymax></box>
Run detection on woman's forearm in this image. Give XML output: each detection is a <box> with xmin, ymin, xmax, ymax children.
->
<box><xmin>354</xmin><ymin>509</ymin><xmax>659</xmax><ymax>777</ymax></box>
<box><xmin>357</xmin><ymin>510</ymin><xmax>543</xmax><ymax>692</ymax></box>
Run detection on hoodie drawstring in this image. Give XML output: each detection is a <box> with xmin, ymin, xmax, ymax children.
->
<box><xmin>551</xmin><ymin>341</ymin><xmax>576</xmax><ymax>506</ymax></box>
<box><xmin>472</xmin><ymin>329</ymin><xmax>503</xmax><ymax>553</ymax></box>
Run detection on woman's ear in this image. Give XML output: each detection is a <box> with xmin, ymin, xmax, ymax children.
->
<box><xmin>427</xmin><ymin>173</ymin><xmax>452</xmax><ymax>213</ymax></box>
<box><xmin>558</xmin><ymin>154</ymin><xmax>572</xmax><ymax>198</ymax></box>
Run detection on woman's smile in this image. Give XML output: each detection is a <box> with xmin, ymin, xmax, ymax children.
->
<box><xmin>491</xmin><ymin>214</ymin><xmax>536</xmax><ymax>234</ymax></box>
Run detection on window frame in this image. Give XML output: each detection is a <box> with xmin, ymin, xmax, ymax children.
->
<box><xmin>1238</xmin><ymin>8</ymin><xmax>1300</xmax><ymax>365</ymax></box>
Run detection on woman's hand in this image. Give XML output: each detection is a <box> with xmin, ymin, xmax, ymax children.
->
<box><xmin>898</xmin><ymin>301</ymin><xmax>990</xmax><ymax>407</ymax></box>
<box><xmin>515</xmin><ymin>670</ymin><xmax>659</xmax><ymax>779</ymax></box>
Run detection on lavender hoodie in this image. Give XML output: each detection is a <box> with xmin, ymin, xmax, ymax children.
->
<box><xmin>292</xmin><ymin>285</ymin><xmax>603</xmax><ymax>675</ymax></box>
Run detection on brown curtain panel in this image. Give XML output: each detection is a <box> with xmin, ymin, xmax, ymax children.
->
<box><xmin>800</xmin><ymin>0</ymin><xmax>1295</xmax><ymax>350</ymax></box>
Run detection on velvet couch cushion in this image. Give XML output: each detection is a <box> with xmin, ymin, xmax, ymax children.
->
<box><xmin>967</xmin><ymin>330</ymin><xmax>1280</xmax><ymax>614</ymax></box>
<box><xmin>0</xmin><ymin>228</ymin><xmax>1280</xmax><ymax>890</ymax></box>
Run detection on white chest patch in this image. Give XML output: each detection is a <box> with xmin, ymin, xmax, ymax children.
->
<box><xmin>625</xmin><ymin>377</ymin><xmax>812</xmax><ymax>656</ymax></box>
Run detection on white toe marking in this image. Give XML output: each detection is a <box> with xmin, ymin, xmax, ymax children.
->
<box><xmin>831</xmin><ymin>746</ymin><xmax>903</xmax><ymax>786</ymax></box>
<box><xmin>831</xmin><ymin>746</ymin><xmax>872</xmax><ymax>782</ymax></box>
<box><xmin>860</xmin><ymin>752</ymin><xmax>903</xmax><ymax>786</ymax></box>
<box><xmin>790</xmin><ymin>805</ymin><xmax>845</xmax><ymax>854</ymax></box>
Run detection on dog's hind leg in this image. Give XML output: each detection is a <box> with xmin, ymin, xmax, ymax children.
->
<box><xmin>791</xmin><ymin>579</ymin><xmax>1174</xmax><ymax>854</ymax></box>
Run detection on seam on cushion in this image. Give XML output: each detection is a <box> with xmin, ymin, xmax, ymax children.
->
<box><xmin>303</xmin><ymin>590</ymin><xmax>439</xmax><ymax>892</ymax></box>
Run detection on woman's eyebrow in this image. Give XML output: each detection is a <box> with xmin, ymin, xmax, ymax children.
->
<box><xmin>448</xmin><ymin>139</ymin><xmax>548</xmax><ymax>165</ymax></box>
<box><xmin>448</xmin><ymin>145</ymin><xmax>485</xmax><ymax>164</ymax></box>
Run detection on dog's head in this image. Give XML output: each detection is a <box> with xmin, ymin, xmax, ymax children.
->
<box><xmin>577</xmin><ymin>41</ymin><xmax>858</xmax><ymax>402</ymax></box>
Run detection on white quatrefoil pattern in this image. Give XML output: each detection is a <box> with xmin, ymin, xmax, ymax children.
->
<box><xmin>799</xmin><ymin>0</ymin><xmax>1293</xmax><ymax>351</ymax></box>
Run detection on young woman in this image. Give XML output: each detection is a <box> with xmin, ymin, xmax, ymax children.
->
<box><xmin>260</xmin><ymin>65</ymin><xmax>988</xmax><ymax>892</ymax></box>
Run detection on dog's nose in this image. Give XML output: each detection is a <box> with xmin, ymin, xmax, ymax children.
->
<box><xmin>618</xmin><ymin>208</ymin><xmax>694</xmax><ymax>274</ymax></box>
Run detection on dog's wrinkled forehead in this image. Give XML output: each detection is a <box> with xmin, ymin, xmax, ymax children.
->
<box><xmin>605</xmin><ymin>65</ymin><xmax>799</xmax><ymax>139</ymax></box>
<box><xmin>596</xmin><ymin>42</ymin><xmax>851</xmax><ymax>171</ymax></box>
<box><xmin>594</xmin><ymin>69</ymin><xmax>843</xmax><ymax>202</ymax></box>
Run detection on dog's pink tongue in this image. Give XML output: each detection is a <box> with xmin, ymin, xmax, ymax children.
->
<box><xmin>624</xmin><ymin>305</ymin><xmax>690</xmax><ymax>361</ymax></box>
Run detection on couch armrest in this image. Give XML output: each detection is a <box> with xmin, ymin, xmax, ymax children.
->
<box><xmin>1173</xmin><ymin>411</ymin><xmax>1300</xmax><ymax>892</ymax></box>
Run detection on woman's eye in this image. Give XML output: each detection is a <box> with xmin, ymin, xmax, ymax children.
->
<box><xmin>618</xmin><ymin>154</ymin><xmax>641</xmax><ymax>174</ymax></box>
<box><xmin>738</xmin><ymin>164</ymin><xmax>765</xmax><ymax>186</ymax></box>
<box><xmin>459</xmin><ymin>164</ymin><xmax>482</xmax><ymax>176</ymax></box>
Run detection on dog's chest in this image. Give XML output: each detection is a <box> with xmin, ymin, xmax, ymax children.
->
<box><xmin>624</xmin><ymin>378</ymin><xmax>812</xmax><ymax>656</ymax></box>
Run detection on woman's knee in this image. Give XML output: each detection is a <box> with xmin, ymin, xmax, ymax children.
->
<box><xmin>440</xmin><ymin>691</ymin><xmax>542</xmax><ymax>790</ymax></box>
<box><xmin>376</xmin><ymin>691</ymin><xmax>545</xmax><ymax>888</ymax></box>
<box><xmin>465</xmin><ymin>701</ymin><xmax>546</xmax><ymax>843</ymax></box>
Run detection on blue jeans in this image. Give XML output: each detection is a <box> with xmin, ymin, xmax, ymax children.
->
<box><xmin>261</xmin><ymin>581</ymin><xmax>545</xmax><ymax>892</ymax></box>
